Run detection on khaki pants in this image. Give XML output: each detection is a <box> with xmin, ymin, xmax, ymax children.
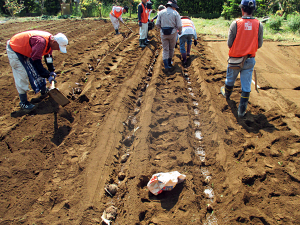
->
<box><xmin>161</xmin><ymin>32</ymin><xmax>177</xmax><ymax>60</ymax></box>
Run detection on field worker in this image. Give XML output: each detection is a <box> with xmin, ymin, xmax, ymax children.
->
<box><xmin>220</xmin><ymin>0</ymin><xmax>263</xmax><ymax>117</ymax></box>
<box><xmin>179</xmin><ymin>16</ymin><xmax>197</xmax><ymax>67</ymax></box>
<box><xmin>150</xmin><ymin>5</ymin><xmax>166</xmax><ymax>22</ymax></box>
<box><xmin>109</xmin><ymin>5</ymin><xmax>129</xmax><ymax>35</ymax></box>
<box><xmin>156</xmin><ymin>0</ymin><xmax>182</xmax><ymax>74</ymax></box>
<box><xmin>6</xmin><ymin>30</ymin><xmax>68</xmax><ymax>110</ymax></box>
<box><xmin>147</xmin><ymin>0</ymin><xmax>153</xmax><ymax>21</ymax></box>
<box><xmin>138</xmin><ymin>0</ymin><xmax>150</xmax><ymax>47</ymax></box>
<box><xmin>145</xmin><ymin>0</ymin><xmax>153</xmax><ymax>44</ymax></box>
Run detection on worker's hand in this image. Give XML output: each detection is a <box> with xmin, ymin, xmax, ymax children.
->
<box><xmin>50</xmin><ymin>71</ymin><xmax>57</xmax><ymax>78</ymax></box>
<box><xmin>139</xmin><ymin>22</ymin><xmax>142</xmax><ymax>27</ymax></box>
<box><xmin>48</xmin><ymin>75</ymin><xmax>56</xmax><ymax>84</ymax></box>
<box><xmin>151</xmin><ymin>19</ymin><xmax>154</xmax><ymax>23</ymax></box>
<box><xmin>194</xmin><ymin>40</ymin><xmax>197</xmax><ymax>46</ymax></box>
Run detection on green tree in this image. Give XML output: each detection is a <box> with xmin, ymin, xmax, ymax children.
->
<box><xmin>4</xmin><ymin>0</ymin><xmax>25</xmax><ymax>16</ymax></box>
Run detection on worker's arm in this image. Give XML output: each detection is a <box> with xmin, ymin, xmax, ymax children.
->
<box><xmin>30</xmin><ymin>36</ymin><xmax>51</xmax><ymax>78</ymax></box>
<box><xmin>227</xmin><ymin>21</ymin><xmax>237</xmax><ymax>48</ymax></box>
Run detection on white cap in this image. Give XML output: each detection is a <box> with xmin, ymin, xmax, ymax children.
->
<box><xmin>53</xmin><ymin>33</ymin><xmax>68</xmax><ymax>53</ymax></box>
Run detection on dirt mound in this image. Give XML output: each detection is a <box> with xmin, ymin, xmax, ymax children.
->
<box><xmin>0</xmin><ymin>19</ymin><xmax>299</xmax><ymax>225</ymax></box>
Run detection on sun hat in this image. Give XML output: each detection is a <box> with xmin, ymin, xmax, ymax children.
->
<box><xmin>158</xmin><ymin>5</ymin><xmax>166</xmax><ymax>11</ymax></box>
<box><xmin>240</xmin><ymin>0</ymin><xmax>256</xmax><ymax>7</ymax></box>
<box><xmin>53</xmin><ymin>33</ymin><xmax>68</xmax><ymax>53</ymax></box>
<box><xmin>166</xmin><ymin>0</ymin><xmax>179</xmax><ymax>9</ymax></box>
<box><xmin>181</xmin><ymin>16</ymin><xmax>191</xmax><ymax>20</ymax></box>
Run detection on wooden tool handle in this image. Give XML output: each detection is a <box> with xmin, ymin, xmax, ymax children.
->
<box><xmin>254</xmin><ymin>69</ymin><xmax>259</xmax><ymax>93</ymax></box>
<box><xmin>51</xmin><ymin>80</ymin><xmax>55</xmax><ymax>89</ymax></box>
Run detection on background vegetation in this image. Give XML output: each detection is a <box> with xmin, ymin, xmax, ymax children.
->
<box><xmin>1</xmin><ymin>0</ymin><xmax>300</xmax><ymax>41</ymax></box>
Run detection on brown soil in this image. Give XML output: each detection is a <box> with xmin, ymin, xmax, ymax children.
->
<box><xmin>0</xmin><ymin>19</ymin><xmax>300</xmax><ymax>225</ymax></box>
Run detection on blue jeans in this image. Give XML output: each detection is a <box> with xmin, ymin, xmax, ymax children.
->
<box><xmin>225</xmin><ymin>57</ymin><xmax>256</xmax><ymax>93</ymax></box>
<box><xmin>179</xmin><ymin>34</ymin><xmax>193</xmax><ymax>54</ymax></box>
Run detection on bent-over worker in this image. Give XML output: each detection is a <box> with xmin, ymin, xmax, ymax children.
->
<box><xmin>110</xmin><ymin>5</ymin><xmax>129</xmax><ymax>35</ymax></box>
<box><xmin>179</xmin><ymin>16</ymin><xmax>197</xmax><ymax>67</ymax></box>
<box><xmin>7</xmin><ymin>30</ymin><xmax>68</xmax><ymax>110</ymax></box>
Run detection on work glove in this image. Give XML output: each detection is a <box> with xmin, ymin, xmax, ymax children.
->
<box><xmin>48</xmin><ymin>75</ymin><xmax>56</xmax><ymax>84</ymax></box>
<box><xmin>151</xmin><ymin>19</ymin><xmax>154</xmax><ymax>23</ymax></box>
<box><xmin>194</xmin><ymin>40</ymin><xmax>197</xmax><ymax>46</ymax></box>
<box><xmin>139</xmin><ymin>21</ymin><xmax>142</xmax><ymax>27</ymax></box>
<box><xmin>50</xmin><ymin>71</ymin><xmax>57</xmax><ymax>78</ymax></box>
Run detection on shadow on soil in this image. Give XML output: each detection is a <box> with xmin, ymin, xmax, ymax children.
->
<box><xmin>226</xmin><ymin>99</ymin><xmax>276</xmax><ymax>133</ymax></box>
<box><xmin>148</xmin><ymin>183</ymin><xmax>184</xmax><ymax>211</ymax></box>
<box><xmin>11</xmin><ymin>97</ymin><xmax>73</xmax><ymax>146</ymax></box>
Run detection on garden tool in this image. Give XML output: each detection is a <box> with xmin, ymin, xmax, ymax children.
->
<box><xmin>48</xmin><ymin>81</ymin><xmax>70</xmax><ymax>107</ymax></box>
<box><xmin>254</xmin><ymin>69</ymin><xmax>259</xmax><ymax>93</ymax></box>
<box><xmin>118</xmin><ymin>18</ymin><xmax>134</xmax><ymax>33</ymax></box>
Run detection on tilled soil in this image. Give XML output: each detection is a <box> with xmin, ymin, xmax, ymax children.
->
<box><xmin>0</xmin><ymin>19</ymin><xmax>300</xmax><ymax>225</ymax></box>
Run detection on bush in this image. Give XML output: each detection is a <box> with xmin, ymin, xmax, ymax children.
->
<box><xmin>267</xmin><ymin>15</ymin><xmax>283</xmax><ymax>31</ymax></box>
<box><xmin>287</xmin><ymin>13</ymin><xmax>300</xmax><ymax>33</ymax></box>
<box><xmin>221</xmin><ymin>0</ymin><xmax>241</xmax><ymax>20</ymax></box>
<box><xmin>81</xmin><ymin>0</ymin><xmax>101</xmax><ymax>18</ymax></box>
<box><xmin>101</xmin><ymin>4</ymin><xmax>113</xmax><ymax>18</ymax></box>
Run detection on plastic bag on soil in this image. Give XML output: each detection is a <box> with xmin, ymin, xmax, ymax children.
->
<box><xmin>147</xmin><ymin>171</ymin><xmax>186</xmax><ymax>195</ymax></box>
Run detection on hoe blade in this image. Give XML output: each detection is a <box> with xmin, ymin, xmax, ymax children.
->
<box><xmin>49</xmin><ymin>88</ymin><xmax>70</xmax><ymax>107</ymax></box>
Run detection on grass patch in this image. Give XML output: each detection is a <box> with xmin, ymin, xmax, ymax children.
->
<box><xmin>192</xmin><ymin>17</ymin><xmax>300</xmax><ymax>42</ymax></box>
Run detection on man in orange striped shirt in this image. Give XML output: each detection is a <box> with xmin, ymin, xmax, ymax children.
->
<box><xmin>221</xmin><ymin>0</ymin><xmax>263</xmax><ymax>117</ymax></box>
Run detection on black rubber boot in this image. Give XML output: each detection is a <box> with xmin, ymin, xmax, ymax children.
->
<box><xmin>139</xmin><ymin>39</ymin><xmax>146</xmax><ymax>48</ymax></box>
<box><xmin>220</xmin><ymin>85</ymin><xmax>234</xmax><ymax>99</ymax></box>
<box><xmin>144</xmin><ymin>38</ymin><xmax>149</xmax><ymax>45</ymax></box>
<box><xmin>238</xmin><ymin>92</ymin><xmax>250</xmax><ymax>117</ymax></box>
<box><xmin>115</xmin><ymin>29</ymin><xmax>120</xmax><ymax>35</ymax></box>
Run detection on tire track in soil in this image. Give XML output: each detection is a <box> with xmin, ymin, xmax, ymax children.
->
<box><xmin>90</xmin><ymin>39</ymin><xmax>218</xmax><ymax>224</ymax></box>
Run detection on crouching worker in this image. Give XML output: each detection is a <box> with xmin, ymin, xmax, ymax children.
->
<box><xmin>138</xmin><ymin>0</ymin><xmax>149</xmax><ymax>47</ymax></box>
<box><xmin>220</xmin><ymin>0</ymin><xmax>263</xmax><ymax>117</ymax></box>
<box><xmin>156</xmin><ymin>0</ymin><xmax>182</xmax><ymax>74</ymax></box>
<box><xmin>110</xmin><ymin>5</ymin><xmax>129</xmax><ymax>35</ymax></box>
<box><xmin>151</xmin><ymin>5</ymin><xmax>166</xmax><ymax>22</ymax></box>
<box><xmin>179</xmin><ymin>16</ymin><xmax>197</xmax><ymax>67</ymax></box>
<box><xmin>6</xmin><ymin>30</ymin><xmax>68</xmax><ymax>110</ymax></box>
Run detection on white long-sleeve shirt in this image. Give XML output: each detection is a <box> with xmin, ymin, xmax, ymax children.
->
<box><xmin>178</xmin><ymin>20</ymin><xmax>197</xmax><ymax>40</ymax></box>
<box><xmin>111</xmin><ymin>6</ymin><xmax>124</xmax><ymax>22</ymax></box>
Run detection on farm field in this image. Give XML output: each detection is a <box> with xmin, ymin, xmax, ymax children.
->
<box><xmin>0</xmin><ymin>19</ymin><xmax>300</xmax><ymax>225</ymax></box>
